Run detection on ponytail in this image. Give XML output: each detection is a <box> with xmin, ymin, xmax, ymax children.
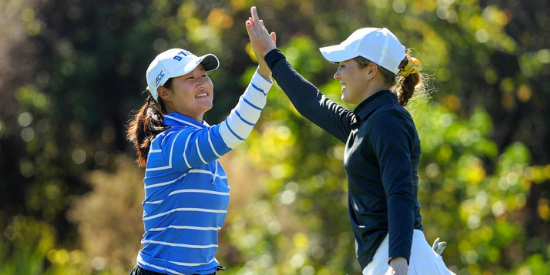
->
<box><xmin>396</xmin><ymin>55</ymin><xmax>423</xmax><ymax>107</ymax></box>
<box><xmin>355</xmin><ymin>52</ymin><xmax>425</xmax><ymax>107</ymax></box>
<box><xmin>126</xmin><ymin>93</ymin><xmax>168</xmax><ymax>167</ymax></box>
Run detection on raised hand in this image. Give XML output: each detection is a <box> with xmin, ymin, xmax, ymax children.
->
<box><xmin>245</xmin><ymin>6</ymin><xmax>276</xmax><ymax>60</ymax></box>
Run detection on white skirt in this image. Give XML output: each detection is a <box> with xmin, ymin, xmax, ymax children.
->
<box><xmin>362</xmin><ymin>230</ymin><xmax>452</xmax><ymax>275</ymax></box>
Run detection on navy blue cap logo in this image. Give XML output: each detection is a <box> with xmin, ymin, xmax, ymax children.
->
<box><xmin>155</xmin><ymin>70</ymin><xmax>165</xmax><ymax>86</ymax></box>
<box><xmin>173</xmin><ymin>50</ymin><xmax>190</xmax><ymax>61</ymax></box>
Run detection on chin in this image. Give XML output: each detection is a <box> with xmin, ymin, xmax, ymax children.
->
<box><xmin>341</xmin><ymin>95</ymin><xmax>352</xmax><ymax>104</ymax></box>
<box><xmin>202</xmin><ymin>103</ymin><xmax>213</xmax><ymax>112</ymax></box>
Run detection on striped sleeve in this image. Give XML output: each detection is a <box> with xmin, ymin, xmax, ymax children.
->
<box><xmin>159</xmin><ymin>71</ymin><xmax>272</xmax><ymax>171</ymax></box>
<box><xmin>219</xmin><ymin>71</ymin><xmax>273</xmax><ymax>148</ymax></box>
<box><xmin>159</xmin><ymin>126</ymin><xmax>231</xmax><ymax>171</ymax></box>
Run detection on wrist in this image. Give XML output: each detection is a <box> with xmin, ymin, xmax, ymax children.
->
<box><xmin>262</xmin><ymin>47</ymin><xmax>275</xmax><ymax>57</ymax></box>
<box><xmin>256</xmin><ymin>66</ymin><xmax>271</xmax><ymax>82</ymax></box>
<box><xmin>389</xmin><ymin>257</ymin><xmax>408</xmax><ymax>266</ymax></box>
<box><xmin>264</xmin><ymin>49</ymin><xmax>284</xmax><ymax>70</ymax></box>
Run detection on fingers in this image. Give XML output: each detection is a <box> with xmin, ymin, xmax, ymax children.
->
<box><xmin>251</xmin><ymin>7</ymin><xmax>259</xmax><ymax>31</ymax></box>
<box><xmin>245</xmin><ymin>19</ymin><xmax>256</xmax><ymax>39</ymax></box>
<box><xmin>270</xmin><ymin>32</ymin><xmax>277</xmax><ymax>47</ymax></box>
<box><xmin>251</xmin><ymin>6</ymin><xmax>266</xmax><ymax>35</ymax></box>
<box><xmin>247</xmin><ymin>17</ymin><xmax>255</xmax><ymax>31</ymax></box>
<box><xmin>247</xmin><ymin>8</ymin><xmax>267</xmax><ymax>39</ymax></box>
<box><xmin>260</xmin><ymin>20</ymin><xmax>272</xmax><ymax>37</ymax></box>
<box><xmin>251</xmin><ymin>6</ymin><xmax>260</xmax><ymax>24</ymax></box>
<box><xmin>247</xmin><ymin>5</ymin><xmax>276</xmax><ymax>56</ymax></box>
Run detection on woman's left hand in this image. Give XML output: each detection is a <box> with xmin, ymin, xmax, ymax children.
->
<box><xmin>245</xmin><ymin>6</ymin><xmax>276</xmax><ymax>58</ymax></box>
<box><xmin>245</xmin><ymin>6</ymin><xmax>276</xmax><ymax>80</ymax></box>
<box><xmin>385</xmin><ymin>257</ymin><xmax>408</xmax><ymax>275</ymax></box>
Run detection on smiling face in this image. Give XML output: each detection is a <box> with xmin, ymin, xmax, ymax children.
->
<box><xmin>333</xmin><ymin>59</ymin><xmax>372</xmax><ymax>105</ymax></box>
<box><xmin>158</xmin><ymin>64</ymin><xmax>214</xmax><ymax>121</ymax></box>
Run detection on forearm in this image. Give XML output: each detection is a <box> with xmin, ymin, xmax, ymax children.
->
<box><xmin>387</xmin><ymin>193</ymin><xmax>415</xmax><ymax>263</ymax></box>
<box><xmin>219</xmin><ymin>71</ymin><xmax>272</xmax><ymax>148</ymax></box>
<box><xmin>265</xmin><ymin>49</ymin><xmax>353</xmax><ymax>142</ymax></box>
<box><xmin>265</xmin><ymin>50</ymin><xmax>322</xmax><ymax>113</ymax></box>
<box><xmin>256</xmin><ymin>64</ymin><xmax>271</xmax><ymax>81</ymax></box>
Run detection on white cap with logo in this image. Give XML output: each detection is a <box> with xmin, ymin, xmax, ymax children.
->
<box><xmin>319</xmin><ymin>28</ymin><xmax>406</xmax><ymax>75</ymax></box>
<box><xmin>146</xmin><ymin>48</ymin><xmax>220</xmax><ymax>100</ymax></box>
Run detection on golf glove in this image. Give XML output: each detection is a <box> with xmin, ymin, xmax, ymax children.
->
<box><xmin>432</xmin><ymin>237</ymin><xmax>447</xmax><ymax>255</ymax></box>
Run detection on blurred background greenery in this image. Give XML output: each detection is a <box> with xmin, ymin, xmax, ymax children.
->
<box><xmin>1</xmin><ymin>0</ymin><xmax>549</xmax><ymax>274</ymax></box>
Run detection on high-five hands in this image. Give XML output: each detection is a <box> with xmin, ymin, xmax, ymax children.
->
<box><xmin>245</xmin><ymin>6</ymin><xmax>277</xmax><ymax>64</ymax></box>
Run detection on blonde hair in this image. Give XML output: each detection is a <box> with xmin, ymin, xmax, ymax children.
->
<box><xmin>355</xmin><ymin>51</ymin><xmax>426</xmax><ymax>107</ymax></box>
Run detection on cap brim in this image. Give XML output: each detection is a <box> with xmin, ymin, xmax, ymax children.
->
<box><xmin>319</xmin><ymin>45</ymin><xmax>359</xmax><ymax>63</ymax></box>
<box><xmin>169</xmin><ymin>54</ymin><xmax>220</xmax><ymax>78</ymax></box>
<box><xmin>199</xmin><ymin>54</ymin><xmax>220</xmax><ymax>71</ymax></box>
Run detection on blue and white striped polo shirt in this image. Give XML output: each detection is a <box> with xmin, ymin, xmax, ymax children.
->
<box><xmin>137</xmin><ymin>72</ymin><xmax>272</xmax><ymax>274</ymax></box>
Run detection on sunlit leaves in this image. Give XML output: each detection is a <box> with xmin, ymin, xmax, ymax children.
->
<box><xmin>0</xmin><ymin>217</ymin><xmax>57</xmax><ymax>275</ymax></box>
<box><xmin>519</xmin><ymin>50</ymin><xmax>550</xmax><ymax>78</ymax></box>
<box><xmin>281</xmin><ymin>36</ymin><xmax>325</xmax><ymax>77</ymax></box>
<box><xmin>410</xmin><ymin>96</ymin><xmax>546</xmax><ymax>273</ymax></box>
<box><xmin>15</xmin><ymin>85</ymin><xmax>50</xmax><ymax>111</ymax></box>
<box><xmin>2</xmin><ymin>0</ymin><xmax>549</xmax><ymax>274</ymax></box>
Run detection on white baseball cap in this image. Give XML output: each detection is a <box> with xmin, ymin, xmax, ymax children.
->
<box><xmin>146</xmin><ymin>48</ymin><xmax>219</xmax><ymax>100</ymax></box>
<box><xmin>319</xmin><ymin>28</ymin><xmax>406</xmax><ymax>75</ymax></box>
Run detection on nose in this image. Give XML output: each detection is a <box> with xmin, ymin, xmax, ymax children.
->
<box><xmin>196</xmin><ymin>76</ymin><xmax>206</xmax><ymax>87</ymax></box>
<box><xmin>334</xmin><ymin>68</ymin><xmax>341</xmax><ymax>80</ymax></box>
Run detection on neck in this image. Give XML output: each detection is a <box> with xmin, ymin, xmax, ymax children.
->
<box><xmin>183</xmin><ymin>112</ymin><xmax>204</xmax><ymax>122</ymax></box>
<box><xmin>358</xmin><ymin>81</ymin><xmax>389</xmax><ymax>104</ymax></box>
<box><xmin>166</xmin><ymin>106</ymin><xmax>203</xmax><ymax>122</ymax></box>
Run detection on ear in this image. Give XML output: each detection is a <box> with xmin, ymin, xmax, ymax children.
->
<box><xmin>366</xmin><ymin>63</ymin><xmax>379</xmax><ymax>80</ymax></box>
<box><xmin>157</xmin><ymin>86</ymin><xmax>172</xmax><ymax>102</ymax></box>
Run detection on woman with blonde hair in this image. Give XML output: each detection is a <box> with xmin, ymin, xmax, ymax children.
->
<box><xmin>246</xmin><ymin>6</ymin><xmax>453</xmax><ymax>275</ymax></box>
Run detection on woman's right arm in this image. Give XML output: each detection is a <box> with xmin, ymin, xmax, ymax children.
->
<box><xmin>265</xmin><ymin>49</ymin><xmax>354</xmax><ymax>142</ymax></box>
<box><xmin>157</xmin><ymin>71</ymin><xmax>273</xmax><ymax>171</ymax></box>
<box><xmin>246</xmin><ymin>7</ymin><xmax>353</xmax><ymax>143</ymax></box>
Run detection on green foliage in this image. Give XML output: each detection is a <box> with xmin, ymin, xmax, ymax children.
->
<box><xmin>1</xmin><ymin>0</ymin><xmax>550</xmax><ymax>274</ymax></box>
<box><xmin>413</xmin><ymin>100</ymin><xmax>538</xmax><ymax>274</ymax></box>
<box><xmin>0</xmin><ymin>217</ymin><xmax>54</xmax><ymax>275</ymax></box>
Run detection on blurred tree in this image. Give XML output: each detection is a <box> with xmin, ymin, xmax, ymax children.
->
<box><xmin>67</xmin><ymin>156</ymin><xmax>144</xmax><ymax>274</ymax></box>
<box><xmin>1</xmin><ymin>0</ymin><xmax>549</xmax><ymax>274</ymax></box>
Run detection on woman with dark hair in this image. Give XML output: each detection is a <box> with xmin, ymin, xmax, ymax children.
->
<box><xmin>246</xmin><ymin>7</ymin><xmax>453</xmax><ymax>275</ymax></box>
<box><xmin>126</xmin><ymin>44</ymin><xmax>274</xmax><ymax>275</ymax></box>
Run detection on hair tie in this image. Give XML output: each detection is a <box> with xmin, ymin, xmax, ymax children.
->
<box><xmin>399</xmin><ymin>56</ymin><xmax>422</xmax><ymax>77</ymax></box>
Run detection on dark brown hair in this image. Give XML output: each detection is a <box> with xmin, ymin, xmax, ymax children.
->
<box><xmin>126</xmin><ymin>79</ymin><xmax>172</xmax><ymax>167</ymax></box>
<box><xmin>355</xmin><ymin>53</ymin><xmax>424</xmax><ymax>107</ymax></box>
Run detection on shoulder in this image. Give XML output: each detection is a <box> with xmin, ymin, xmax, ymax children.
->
<box><xmin>367</xmin><ymin>105</ymin><xmax>409</xmax><ymax>127</ymax></box>
<box><xmin>153</xmin><ymin>126</ymin><xmax>195</xmax><ymax>146</ymax></box>
<box><xmin>365</xmin><ymin>105</ymin><xmax>416</xmax><ymax>140</ymax></box>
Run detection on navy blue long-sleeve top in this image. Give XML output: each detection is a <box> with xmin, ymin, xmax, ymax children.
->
<box><xmin>265</xmin><ymin>49</ymin><xmax>423</xmax><ymax>269</ymax></box>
